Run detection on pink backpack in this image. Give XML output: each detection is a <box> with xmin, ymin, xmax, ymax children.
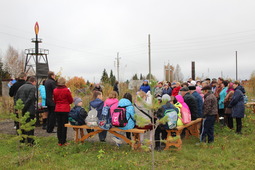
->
<box><xmin>111</xmin><ymin>107</ymin><xmax>128</xmax><ymax>127</ymax></box>
<box><xmin>180</xmin><ymin>106</ymin><xmax>191</xmax><ymax>124</ymax></box>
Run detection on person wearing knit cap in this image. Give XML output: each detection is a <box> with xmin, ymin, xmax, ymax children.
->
<box><xmin>172</xmin><ymin>82</ymin><xmax>181</xmax><ymax>96</ymax></box>
<box><xmin>69</xmin><ymin>97</ymin><xmax>93</xmax><ymax>133</ymax></box>
<box><xmin>200</xmin><ymin>85</ymin><xmax>217</xmax><ymax>143</ymax></box>
<box><xmin>162</xmin><ymin>83</ymin><xmax>172</xmax><ymax>96</ymax></box>
<box><xmin>139</xmin><ymin>80</ymin><xmax>151</xmax><ymax>93</ymax></box>
<box><xmin>218</xmin><ymin>81</ymin><xmax>228</xmax><ymax>127</ymax></box>
<box><xmin>224</xmin><ymin>82</ymin><xmax>234</xmax><ymax>129</ymax></box>
<box><xmin>189</xmin><ymin>86</ymin><xmax>203</xmax><ymax>118</ymax></box>
<box><xmin>227</xmin><ymin>81</ymin><xmax>245</xmax><ymax>134</ymax></box>
<box><xmin>190</xmin><ymin>80</ymin><xmax>196</xmax><ymax>86</ymax></box>
<box><xmin>74</xmin><ymin>97</ymin><xmax>82</xmax><ymax>106</ymax></box>
<box><xmin>154</xmin><ymin>94</ymin><xmax>178</xmax><ymax>151</ymax></box>
<box><xmin>155</xmin><ymin>82</ymin><xmax>163</xmax><ymax>97</ymax></box>
<box><xmin>161</xmin><ymin>94</ymin><xmax>171</xmax><ymax>102</ymax></box>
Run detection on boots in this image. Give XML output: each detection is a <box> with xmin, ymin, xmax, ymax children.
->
<box><xmin>219</xmin><ymin>117</ymin><xmax>225</xmax><ymax>127</ymax></box>
<box><xmin>42</xmin><ymin>118</ymin><xmax>47</xmax><ymax>130</ymax></box>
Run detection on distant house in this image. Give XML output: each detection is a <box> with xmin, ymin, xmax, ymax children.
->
<box><xmin>128</xmin><ymin>80</ymin><xmax>143</xmax><ymax>91</ymax></box>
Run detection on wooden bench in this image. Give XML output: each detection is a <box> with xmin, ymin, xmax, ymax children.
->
<box><xmin>64</xmin><ymin>124</ymin><xmax>146</xmax><ymax>150</ymax></box>
<box><xmin>245</xmin><ymin>102</ymin><xmax>255</xmax><ymax>114</ymax></box>
<box><xmin>165</xmin><ymin>118</ymin><xmax>203</xmax><ymax>150</ymax></box>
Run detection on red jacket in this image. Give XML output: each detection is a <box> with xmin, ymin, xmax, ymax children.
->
<box><xmin>53</xmin><ymin>86</ymin><xmax>73</xmax><ymax>112</ymax></box>
<box><xmin>172</xmin><ymin>86</ymin><xmax>181</xmax><ymax>96</ymax></box>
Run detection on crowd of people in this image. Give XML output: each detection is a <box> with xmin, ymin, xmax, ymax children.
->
<box><xmin>8</xmin><ymin>72</ymin><xmax>246</xmax><ymax>150</ymax></box>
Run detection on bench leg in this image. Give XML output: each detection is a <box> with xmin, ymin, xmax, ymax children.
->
<box><xmin>186</xmin><ymin>124</ymin><xmax>200</xmax><ymax>138</ymax></box>
<box><xmin>73</xmin><ymin>128</ymin><xmax>79</xmax><ymax>143</ymax></box>
<box><xmin>80</xmin><ymin>129</ymin><xmax>85</xmax><ymax>143</ymax></box>
<box><xmin>164</xmin><ymin>129</ymin><xmax>183</xmax><ymax>151</ymax></box>
<box><xmin>132</xmin><ymin>133</ymin><xmax>141</xmax><ymax>150</ymax></box>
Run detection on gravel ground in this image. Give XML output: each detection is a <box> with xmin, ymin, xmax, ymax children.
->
<box><xmin>0</xmin><ymin>119</ymin><xmax>123</xmax><ymax>144</ymax></box>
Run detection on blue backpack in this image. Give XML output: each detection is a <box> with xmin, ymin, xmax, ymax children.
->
<box><xmin>98</xmin><ymin>105</ymin><xmax>113</xmax><ymax>130</ymax></box>
<box><xmin>68</xmin><ymin>107</ymin><xmax>85</xmax><ymax>125</ymax></box>
<box><xmin>162</xmin><ymin>105</ymin><xmax>178</xmax><ymax>129</ymax></box>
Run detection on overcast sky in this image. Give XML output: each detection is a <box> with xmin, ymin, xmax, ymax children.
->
<box><xmin>1</xmin><ymin>0</ymin><xmax>255</xmax><ymax>82</ymax></box>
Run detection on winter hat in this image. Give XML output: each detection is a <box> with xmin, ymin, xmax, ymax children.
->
<box><xmin>190</xmin><ymin>80</ymin><xmax>196</xmax><ymax>86</ymax></box>
<box><xmin>161</xmin><ymin>94</ymin><xmax>171</xmax><ymax>102</ymax></box>
<box><xmin>188</xmin><ymin>86</ymin><xmax>196</xmax><ymax>90</ymax></box>
<box><xmin>74</xmin><ymin>97</ymin><xmax>82</xmax><ymax>106</ymax></box>
<box><xmin>180</xmin><ymin>87</ymin><xmax>189</xmax><ymax>91</ymax></box>
<box><xmin>201</xmin><ymin>86</ymin><xmax>211</xmax><ymax>91</ymax></box>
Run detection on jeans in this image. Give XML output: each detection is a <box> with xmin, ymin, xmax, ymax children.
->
<box><xmin>200</xmin><ymin>115</ymin><xmax>215</xmax><ymax>143</ymax></box>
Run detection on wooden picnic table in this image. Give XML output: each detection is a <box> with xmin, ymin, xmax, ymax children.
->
<box><xmin>245</xmin><ymin>102</ymin><xmax>255</xmax><ymax>113</ymax></box>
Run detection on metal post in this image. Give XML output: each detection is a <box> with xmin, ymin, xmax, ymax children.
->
<box><xmin>116</xmin><ymin>52</ymin><xmax>120</xmax><ymax>82</ymax></box>
<box><xmin>192</xmin><ymin>61</ymin><xmax>195</xmax><ymax>80</ymax></box>
<box><xmin>35</xmin><ymin>23</ymin><xmax>40</xmax><ymax>126</ymax></box>
<box><xmin>168</xmin><ymin>63</ymin><xmax>170</xmax><ymax>82</ymax></box>
<box><xmin>236</xmin><ymin>51</ymin><xmax>238</xmax><ymax>80</ymax></box>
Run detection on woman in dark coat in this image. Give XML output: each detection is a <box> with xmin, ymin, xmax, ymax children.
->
<box><xmin>227</xmin><ymin>81</ymin><xmax>245</xmax><ymax>134</ymax></box>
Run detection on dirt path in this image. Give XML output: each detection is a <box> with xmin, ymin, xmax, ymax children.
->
<box><xmin>0</xmin><ymin>119</ymin><xmax>118</xmax><ymax>144</ymax></box>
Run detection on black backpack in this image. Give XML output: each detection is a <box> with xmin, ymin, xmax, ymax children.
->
<box><xmin>68</xmin><ymin>107</ymin><xmax>86</xmax><ymax>125</ymax></box>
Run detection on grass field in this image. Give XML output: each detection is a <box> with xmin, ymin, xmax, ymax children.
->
<box><xmin>0</xmin><ymin>107</ymin><xmax>255</xmax><ymax>170</ymax></box>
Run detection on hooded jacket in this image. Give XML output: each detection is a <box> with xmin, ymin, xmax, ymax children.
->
<box><xmin>218</xmin><ymin>87</ymin><xmax>227</xmax><ymax>109</ymax></box>
<box><xmin>228</xmin><ymin>86</ymin><xmax>245</xmax><ymax>118</ymax></box>
<box><xmin>175</xmin><ymin>95</ymin><xmax>190</xmax><ymax>111</ymax></box>
<box><xmin>191</xmin><ymin>91</ymin><xmax>204</xmax><ymax>118</ymax></box>
<box><xmin>140</xmin><ymin>84</ymin><xmax>151</xmax><ymax>93</ymax></box>
<box><xmin>174</xmin><ymin>102</ymin><xmax>184</xmax><ymax>126</ymax></box>
<box><xmin>118</xmin><ymin>98</ymin><xmax>135</xmax><ymax>130</ymax></box>
<box><xmin>90</xmin><ymin>98</ymin><xmax>104</xmax><ymax>119</ymax></box>
<box><xmin>39</xmin><ymin>84</ymin><xmax>46</xmax><ymax>106</ymax></box>
<box><xmin>183</xmin><ymin>92</ymin><xmax>198</xmax><ymax>120</ymax></box>
<box><xmin>9</xmin><ymin>79</ymin><xmax>26</xmax><ymax>97</ymax></box>
<box><xmin>155</xmin><ymin>102</ymin><xmax>179</xmax><ymax>129</ymax></box>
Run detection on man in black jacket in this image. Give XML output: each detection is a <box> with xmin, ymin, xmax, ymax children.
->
<box><xmin>9</xmin><ymin>72</ymin><xmax>27</xmax><ymax>129</ymax></box>
<box><xmin>45</xmin><ymin>71</ymin><xmax>57</xmax><ymax>133</ymax></box>
<box><xmin>180</xmin><ymin>87</ymin><xmax>198</xmax><ymax>120</ymax></box>
<box><xmin>15</xmin><ymin>76</ymin><xmax>37</xmax><ymax>144</ymax></box>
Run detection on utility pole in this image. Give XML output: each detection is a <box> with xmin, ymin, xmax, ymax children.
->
<box><xmin>116</xmin><ymin>52</ymin><xmax>121</xmax><ymax>82</ymax></box>
<box><xmin>148</xmin><ymin>34</ymin><xmax>151</xmax><ymax>81</ymax></box>
<box><xmin>236</xmin><ymin>51</ymin><xmax>238</xmax><ymax>80</ymax></box>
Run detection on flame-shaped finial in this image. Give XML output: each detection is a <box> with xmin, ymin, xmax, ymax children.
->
<box><xmin>34</xmin><ymin>22</ymin><xmax>39</xmax><ymax>35</ymax></box>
